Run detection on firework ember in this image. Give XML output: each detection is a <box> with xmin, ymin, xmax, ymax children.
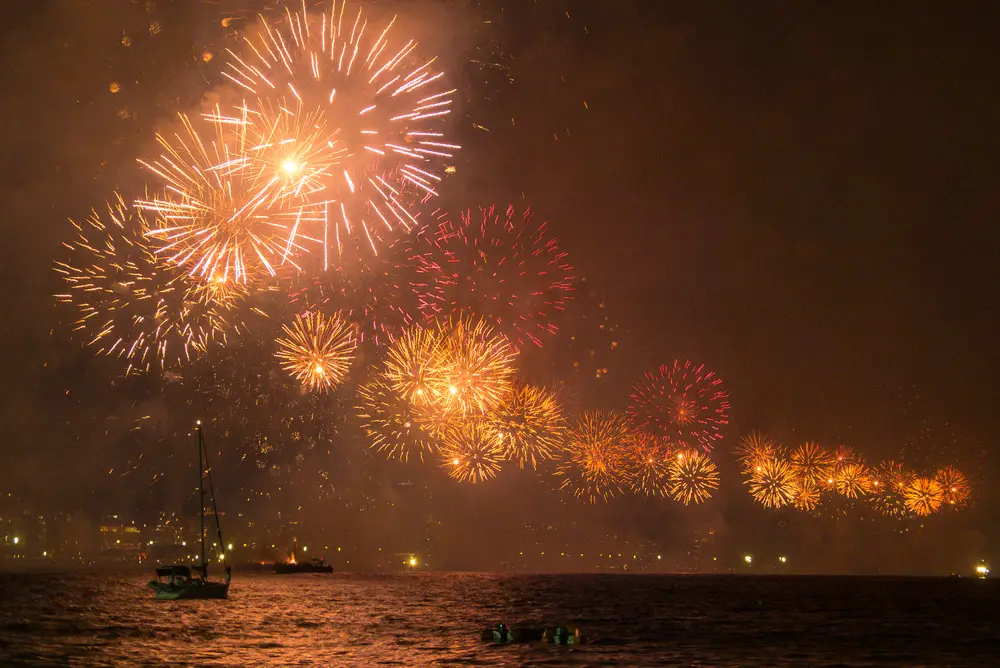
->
<box><xmin>748</xmin><ymin>458</ymin><xmax>798</xmax><ymax>509</ymax></box>
<box><xmin>275</xmin><ymin>311</ymin><xmax>356</xmax><ymax>392</ymax></box>
<box><xmin>432</xmin><ymin>315</ymin><xmax>516</xmax><ymax>416</ymax></box>
<box><xmin>356</xmin><ymin>379</ymin><xmax>436</xmax><ymax>462</ymax></box>
<box><xmin>935</xmin><ymin>465</ymin><xmax>971</xmax><ymax>508</ymax></box>
<box><xmin>622</xmin><ymin>431</ymin><xmax>672</xmax><ymax>497</ymax></box>
<box><xmin>905</xmin><ymin>477</ymin><xmax>945</xmax><ymax>516</ymax></box>
<box><xmin>789</xmin><ymin>442</ymin><xmax>835</xmax><ymax>486</ymax></box>
<box><xmin>628</xmin><ymin>360</ymin><xmax>730</xmax><ymax>452</ymax></box>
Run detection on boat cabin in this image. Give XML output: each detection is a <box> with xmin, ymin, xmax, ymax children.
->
<box><xmin>153</xmin><ymin>565</ymin><xmax>202</xmax><ymax>586</ymax></box>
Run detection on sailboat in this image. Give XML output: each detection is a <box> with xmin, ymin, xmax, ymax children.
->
<box><xmin>148</xmin><ymin>421</ymin><xmax>231</xmax><ymax>600</ymax></box>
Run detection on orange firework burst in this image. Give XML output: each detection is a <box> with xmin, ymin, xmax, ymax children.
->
<box><xmin>792</xmin><ymin>480</ymin><xmax>822</xmax><ymax>512</ymax></box>
<box><xmin>834</xmin><ymin>462</ymin><xmax>871</xmax><ymax>499</ymax></box>
<box><xmin>555</xmin><ymin>412</ymin><xmax>630</xmax><ymax>503</ymax></box>
<box><xmin>136</xmin><ymin>109</ymin><xmax>324</xmax><ymax>283</ymax></box>
<box><xmin>53</xmin><ymin>194</ymin><xmax>239</xmax><ymax>375</ymax></box>
<box><xmin>275</xmin><ymin>311</ymin><xmax>356</xmax><ymax>392</ymax></box>
<box><xmin>439</xmin><ymin>421</ymin><xmax>504</xmax><ymax>483</ymax></box>
<box><xmin>667</xmin><ymin>450</ymin><xmax>720</xmax><ymax>505</ymax></box>
<box><xmin>622</xmin><ymin>431</ymin><xmax>672</xmax><ymax>497</ymax></box>
<box><xmin>488</xmin><ymin>383</ymin><xmax>567</xmax><ymax>469</ymax></box>
<box><xmin>381</xmin><ymin>326</ymin><xmax>447</xmax><ymax>404</ymax></box>
<box><xmin>934</xmin><ymin>466</ymin><xmax>970</xmax><ymax>508</ymax></box>
<box><xmin>734</xmin><ymin>431</ymin><xmax>780</xmax><ymax>474</ymax></box>
<box><xmin>356</xmin><ymin>380</ymin><xmax>435</xmax><ymax>462</ymax></box>
<box><xmin>789</xmin><ymin>442</ymin><xmax>835</xmax><ymax>486</ymax></box>
<box><xmin>748</xmin><ymin>458</ymin><xmax>798</xmax><ymax>509</ymax></box>
<box><xmin>432</xmin><ymin>315</ymin><xmax>515</xmax><ymax>416</ymax></box>
<box><xmin>868</xmin><ymin>461</ymin><xmax>915</xmax><ymax>519</ymax></box>
<box><xmin>905</xmin><ymin>477</ymin><xmax>944</xmax><ymax>516</ymax></box>
<box><xmin>223</xmin><ymin>1</ymin><xmax>459</xmax><ymax>259</ymax></box>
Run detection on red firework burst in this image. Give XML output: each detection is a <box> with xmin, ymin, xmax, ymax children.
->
<box><xmin>415</xmin><ymin>204</ymin><xmax>575</xmax><ymax>350</ymax></box>
<box><xmin>627</xmin><ymin>360</ymin><xmax>730</xmax><ymax>452</ymax></box>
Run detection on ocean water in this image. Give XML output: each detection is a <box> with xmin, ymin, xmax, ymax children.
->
<box><xmin>0</xmin><ymin>572</ymin><xmax>996</xmax><ymax>666</ymax></box>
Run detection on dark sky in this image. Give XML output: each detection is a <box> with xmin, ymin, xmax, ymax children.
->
<box><xmin>0</xmin><ymin>1</ymin><xmax>997</xmax><ymax>561</ymax></box>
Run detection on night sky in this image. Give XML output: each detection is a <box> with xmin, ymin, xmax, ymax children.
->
<box><xmin>1</xmin><ymin>1</ymin><xmax>997</xmax><ymax>568</ymax></box>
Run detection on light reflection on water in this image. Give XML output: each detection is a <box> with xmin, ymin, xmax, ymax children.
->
<box><xmin>0</xmin><ymin>572</ymin><xmax>996</xmax><ymax>666</ymax></box>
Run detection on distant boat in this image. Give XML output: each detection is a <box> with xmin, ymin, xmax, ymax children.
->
<box><xmin>274</xmin><ymin>540</ymin><xmax>333</xmax><ymax>574</ymax></box>
<box><xmin>148</xmin><ymin>421</ymin><xmax>231</xmax><ymax>600</ymax></box>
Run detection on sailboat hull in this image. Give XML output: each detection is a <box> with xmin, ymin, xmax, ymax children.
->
<box><xmin>147</xmin><ymin>580</ymin><xmax>229</xmax><ymax>600</ymax></box>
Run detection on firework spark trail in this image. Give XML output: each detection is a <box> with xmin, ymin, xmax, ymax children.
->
<box><xmin>54</xmin><ymin>194</ymin><xmax>240</xmax><ymax>375</ymax></box>
<box><xmin>667</xmin><ymin>450</ymin><xmax>720</xmax><ymax>505</ymax></box>
<box><xmin>628</xmin><ymin>360</ymin><xmax>730</xmax><ymax>452</ymax></box>
<box><xmin>439</xmin><ymin>420</ymin><xmax>504</xmax><ymax>483</ymax></box>
<box><xmin>415</xmin><ymin>205</ymin><xmax>576</xmax><ymax>350</ymax></box>
<box><xmin>906</xmin><ymin>477</ymin><xmax>945</xmax><ymax>516</ymax></box>
<box><xmin>356</xmin><ymin>379</ymin><xmax>436</xmax><ymax>462</ymax></box>
<box><xmin>555</xmin><ymin>411</ymin><xmax>630</xmax><ymax>503</ymax></box>
<box><xmin>275</xmin><ymin>311</ymin><xmax>356</xmax><ymax>391</ymax></box>
<box><xmin>137</xmin><ymin>109</ymin><xmax>325</xmax><ymax>283</ymax></box>
<box><xmin>488</xmin><ymin>383</ymin><xmax>567</xmax><ymax>469</ymax></box>
<box><xmin>223</xmin><ymin>0</ymin><xmax>460</xmax><ymax>260</ymax></box>
<box><xmin>792</xmin><ymin>480</ymin><xmax>821</xmax><ymax>512</ymax></box>
<box><xmin>748</xmin><ymin>457</ymin><xmax>798</xmax><ymax>509</ymax></box>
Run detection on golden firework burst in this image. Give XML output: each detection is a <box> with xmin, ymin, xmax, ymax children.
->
<box><xmin>792</xmin><ymin>480</ymin><xmax>822</xmax><ymax>512</ymax></box>
<box><xmin>789</xmin><ymin>442</ymin><xmax>835</xmax><ymax>486</ymax></box>
<box><xmin>734</xmin><ymin>431</ymin><xmax>781</xmax><ymax>474</ymax></box>
<box><xmin>867</xmin><ymin>461</ymin><xmax>914</xmax><ymax>519</ymax></box>
<box><xmin>488</xmin><ymin>383</ymin><xmax>567</xmax><ymax>469</ymax></box>
<box><xmin>381</xmin><ymin>326</ymin><xmax>448</xmax><ymax>404</ymax></box>
<box><xmin>905</xmin><ymin>477</ymin><xmax>944</xmax><ymax>516</ymax></box>
<box><xmin>432</xmin><ymin>315</ymin><xmax>515</xmax><ymax>416</ymax></box>
<box><xmin>439</xmin><ymin>420</ymin><xmax>504</xmax><ymax>484</ymax></box>
<box><xmin>748</xmin><ymin>458</ymin><xmax>798</xmax><ymax>509</ymax></box>
<box><xmin>834</xmin><ymin>462</ymin><xmax>871</xmax><ymax>499</ymax></box>
<box><xmin>555</xmin><ymin>412</ymin><xmax>630</xmax><ymax>503</ymax></box>
<box><xmin>622</xmin><ymin>431</ymin><xmax>672</xmax><ymax>497</ymax></box>
<box><xmin>275</xmin><ymin>311</ymin><xmax>356</xmax><ymax>392</ymax></box>
<box><xmin>667</xmin><ymin>450</ymin><xmax>720</xmax><ymax>505</ymax></box>
<box><xmin>356</xmin><ymin>380</ymin><xmax>436</xmax><ymax>463</ymax></box>
<box><xmin>934</xmin><ymin>466</ymin><xmax>971</xmax><ymax>508</ymax></box>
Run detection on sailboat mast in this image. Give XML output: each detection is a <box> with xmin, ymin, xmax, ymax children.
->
<box><xmin>197</xmin><ymin>422</ymin><xmax>207</xmax><ymax>578</ymax></box>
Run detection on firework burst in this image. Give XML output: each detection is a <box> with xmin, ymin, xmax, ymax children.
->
<box><xmin>734</xmin><ymin>431</ymin><xmax>781</xmax><ymax>474</ymax></box>
<box><xmin>379</xmin><ymin>326</ymin><xmax>447</xmax><ymax>404</ymax></box>
<box><xmin>748</xmin><ymin>458</ymin><xmax>798</xmax><ymax>509</ymax></box>
<box><xmin>628</xmin><ymin>360</ymin><xmax>730</xmax><ymax>452</ymax></box>
<box><xmin>834</xmin><ymin>462</ymin><xmax>871</xmax><ymax>499</ymax></box>
<box><xmin>223</xmin><ymin>0</ymin><xmax>459</xmax><ymax>259</ymax></box>
<box><xmin>416</xmin><ymin>205</ymin><xmax>576</xmax><ymax>350</ymax></box>
<box><xmin>555</xmin><ymin>412</ymin><xmax>630</xmax><ymax>503</ymax></box>
<box><xmin>356</xmin><ymin>379</ymin><xmax>435</xmax><ymax>462</ymax></box>
<box><xmin>275</xmin><ymin>311</ymin><xmax>356</xmax><ymax>391</ymax></box>
<box><xmin>54</xmin><ymin>194</ymin><xmax>240</xmax><ymax>375</ymax></box>
<box><xmin>934</xmin><ymin>466</ymin><xmax>970</xmax><ymax>508</ymax></box>
<box><xmin>432</xmin><ymin>315</ymin><xmax>516</xmax><ymax>416</ymax></box>
<box><xmin>792</xmin><ymin>480</ymin><xmax>822</xmax><ymax>512</ymax></box>
<box><xmin>439</xmin><ymin>420</ymin><xmax>504</xmax><ymax>483</ymax></box>
<box><xmin>137</xmin><ymin>109</ymin><xmax>324</xmax><ymax>283</ymax></box>
<box><xmin>667</xmin><ymin>450</ymin><xmax>720</xmax><ymax>505</ymax></box>
<box><xmin>622</xmin><ymin>431</ymin><xmax>672</xmax><ymax>497</ymax></box>
<box><xmin>488</xmin><ymin>383</ymin><xmax>567</xmax><ymax>469</ymax></box>
<box><xmin>788</xmin><ymin>442</ymin><xmax>835</xmax><ymax>486</ymax></box>
<box><xmin>905</xmin><ymin>477</ymin><xmax>944</xmax><ymax>516</ymax></box>
<box><xmin>868</xmin><ymin>461</ymin><xmax>914</xmax><ymax>519</ymax></box>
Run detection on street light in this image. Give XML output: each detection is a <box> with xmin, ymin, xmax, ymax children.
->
<box><xmin>744</xmin><ymin>554</ymin><xmax>753</xmax><ymax>564</ymax></box>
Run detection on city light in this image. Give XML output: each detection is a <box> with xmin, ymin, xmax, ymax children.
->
<box><xmin>744</xmin><ymin>554</ymin><xmax>753</xmax><ymax>564</ymax></box>
<box><xmin>12</xmin><ymin>537</ymin><xmax>19</xmax><ymax>545</ymax></box>
<box><xmin>302</xmin><ymin>546</ymin><xmax>308</xmax><ymax>552</ymax></box>
<box><xmin>779</xmin><ymin>556</ymin><xmax>787</xmax><ymax>563</ymax></box>
<box><xmin>408</xmin><ymin>556</ymin><xmax>418</xmax><ymax>567</ymax></box>
<box><xmin>976</xmin><ymin>564</ymin><xmax>990</xmax><ymax>578</ymax></box>
<box><xmin>227</xmin><ymin>543</ymin><xmax>233</xmax><ymax>551</ymax></box>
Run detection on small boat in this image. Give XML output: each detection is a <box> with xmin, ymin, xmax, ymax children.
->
<box><xmin>148</xmin><ymin>421</ymin><xmax>231</xmax><ymax>600</ymax></box>
<box><xmin>274</xmin><ymin>540</ymin><xmax>333</xmax><ymax>574</ymax></box>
